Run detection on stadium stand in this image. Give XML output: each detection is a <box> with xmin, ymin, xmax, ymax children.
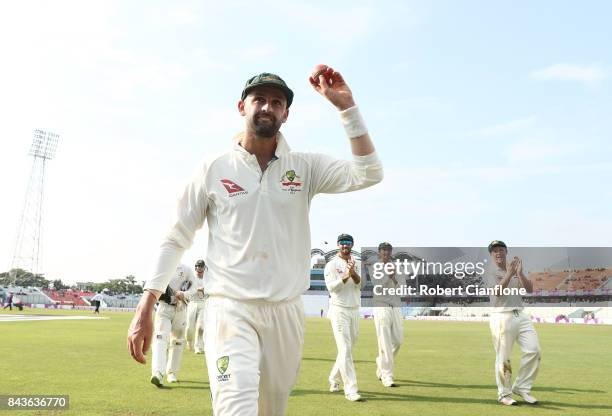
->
<box><xmin>530</xmin><ymin>271</ymin><xmax>570</xmax><ymax>290</ymax></box>
<box><xmin>43</xmin><ymin>289</ymin><xmax>93</xmax><ymax>306</ymax></box>
<box><xmin>0</xmin><ymin>286</ymin><xmax>54</xmax><ymax>305</ymax></box>
<box><xmin>102</xmin><ymin>294</ymin><xmax>141</xmax><ymax>308</ymax></box>
<box><xmin>556</xmin><ymin>269</ymin><xmax>611</xmax><ymax>291</ymax></box>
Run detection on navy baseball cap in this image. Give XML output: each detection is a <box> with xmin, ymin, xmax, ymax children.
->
<box><xmin>378</xmin><ymin>242</ymin><xmax>393</xmax><ymax>251</ymax></box>
<box><xmin>241</xmin><ymin>72</ymin><xmax>294</xmax><ymax>107</ymax></box>
<box><xmin>337</xmin><ymin>233</ymin><xmax>354</xmax><ymax>244</ymax></box>
<box><xmin>488</xmin><ymin>240</ymin><xmax>507</xmax><ymax>253</ymax></box>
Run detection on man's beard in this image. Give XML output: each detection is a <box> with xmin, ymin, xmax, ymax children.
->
<box><xmin>252</xmin><ymin>113</ymin><xmax>282</xmax><ymax>138</ymax></box>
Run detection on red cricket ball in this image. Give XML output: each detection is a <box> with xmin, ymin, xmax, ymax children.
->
<box><xmin>311</xmin><ymin>64</ymin><xmax>330</xmax><ymax>85</ymax></box>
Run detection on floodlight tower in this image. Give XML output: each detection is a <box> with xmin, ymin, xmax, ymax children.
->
<box><xmin>10</xmin><ymin>129</ymin><xmax>60</xmax><ymax>278</ymax></box>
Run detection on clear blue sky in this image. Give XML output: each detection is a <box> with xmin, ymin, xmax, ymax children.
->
<box><xmin>1</xmin><ymin>0</ymin><xmax>610</xmax><ymax>284</ymax></box>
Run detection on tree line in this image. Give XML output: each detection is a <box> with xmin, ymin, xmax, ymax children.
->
<box><xmin>0</xmin><ymin>268</ymin><xmax>143</xmax><ymax>295</ymax></box>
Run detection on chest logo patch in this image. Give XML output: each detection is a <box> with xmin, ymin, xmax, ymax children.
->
<box><xmin>281</xmin><ymin>170</ymin><xmax>302</xmax><ymax>194</ymax></box>
<box><xmin>221</xmin><ymin>179</ymin><xmax>248</xmax><ymax>197</ymax></box>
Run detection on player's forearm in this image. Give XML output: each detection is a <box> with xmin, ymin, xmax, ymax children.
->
<box><xmin>518</xmin><ymin>272</ymin><xmax>534</xmax><ymax>293</ymax></box>
<box><xmin>339</xmin><ymin>105</ymin><xmax>375</xmax><ymax>156</ymax></box>
<box><xmin>499</xmin><ymin>272</ymin><xmax>514</xmax><ymax>289</ymax></box>
<box><xmin>326</xmin><ymin>278</ymin><xmax>345</xmax><ymax>292</ymax></box>
<box><xmin>138</xmin><ymin>290</ymin><xmax>160</xmax><ymax>312</ymax></box>
<box><xmin>349</xmin><ymin>133</ymin><xmax>375</xmax><ymax>156</ymax></box>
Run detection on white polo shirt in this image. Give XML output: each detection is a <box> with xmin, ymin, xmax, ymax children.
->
<box><xmin>486</xmin><ymin>263</ymin><xmax>524</xmax><ymax>312</ymax></box>
<box><xmin>325</xmin><ymin>255</ymin><xmax>363</xmax><ymax>308</ymax></box>
<box><xmin>371</xmin><ymin>261</ymin><xmax>405</xmax><ymax>307</ymax></box>
<box><xmin>189</xmin><ymin>275</ymin><xmax>206</xmax><ymax>302</ymax></box>
<box><xmin>145</xmin><ymin>131</ymin><xmax>383</xmax><ymax>302</ymax></box>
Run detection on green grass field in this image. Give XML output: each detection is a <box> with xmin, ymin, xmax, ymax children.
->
<box><xmin>1</xmin><ymin>308</ymin><xmax>611</xmax><ymax>416</ymax></box>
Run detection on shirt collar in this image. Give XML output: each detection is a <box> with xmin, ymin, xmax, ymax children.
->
<box><xmin>232</xmin><ymin>131</ymin><xmax>291</xmax><ymax>158</ymax></box>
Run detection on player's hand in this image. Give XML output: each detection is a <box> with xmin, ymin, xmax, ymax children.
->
<box><xmin>309</xmin><ymin>64</ymin><xmax>356</xmax><ymax>111</ymax></box>
<box><xmin>175</xmin><ymin>291</ymin><xmax>185</xmax><ymax>302</ymax></box>
<box><xmin>127</xmin><ymin>292</ymin><xmax>156</xmax><ymax>364</ymax></box>
<box><xmin>515</xmin><ymin>258</ymin><xmax>523</xmax><ymax>275</ymax></box>
<box><xmin>348</xmin><ymin>259</ymin><xmax>357</xmax><ymax>275</ymax></box>
<box><xmin>509</xmin><ymin>257</ymin><xmax>519</xmax><ymax>276</ymax></box>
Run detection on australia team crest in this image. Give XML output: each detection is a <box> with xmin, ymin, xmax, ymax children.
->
<box><xmin>281</xmin><ymin>169</ymin><xmax>302</xmax><ymax>194</ymax></box>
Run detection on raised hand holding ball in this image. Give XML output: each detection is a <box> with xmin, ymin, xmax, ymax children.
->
<box><xmin>308</xmin><ymin>63</ymin><xmax>355</xmax><ymax>110</ymax></box>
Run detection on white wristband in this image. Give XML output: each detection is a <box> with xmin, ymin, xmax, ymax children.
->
<box><xmin>339</xmin><ymin>105</ymin><xmax>368</xmax><ymax>139</ymax></box>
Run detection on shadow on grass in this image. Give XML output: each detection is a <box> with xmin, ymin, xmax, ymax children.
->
<box><xmin>292</xmin><ymin>387</ymin><xmax>612</xmax><ymax>411</ymax></box>
<box><xmin>176</xmin><ymin>380</ymin><xmax>209</xmax><ymax>385</ymax></box>
<box><xmin>168</xmin><ymin>380</ymin><xmax>210</xmax><ymax>390</ymax></box>
<box><xmin>396</xmin><ymin>379</ymin><xmax>607</xmax><ymax>394</ymax></box>
<box><xmin>171</xmin><ymin>385</ymin><xmax>210</xmax><ymax>391</ymax></box>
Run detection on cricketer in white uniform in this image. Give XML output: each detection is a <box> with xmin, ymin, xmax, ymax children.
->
<box><xmin>371</xmin><ymin>242</ymin><xmax>404</xmax><ymax>388</ymax></box>
<box><xmin>150</xmin><ymin>263</ymin><xmax>197</xmax><ymax>387</ymax></box>
<box><xmin>325</xmin><ymin>234</ymin><xmax>364</xmax><ymax>402</ymax></box>
<box><xmin>487</xmin><ymin>240</ymin><xmax>541</xmax><ymax>406</ymax></box>
<box><xmin>185</xmin><ymin>259</ymin><xmax>206</xmax><ymax>354</ymax></box>
<box><xmin>127</xmin><ymin>66</ymin><xmax>383</xmax><ymax>415</ymax></box>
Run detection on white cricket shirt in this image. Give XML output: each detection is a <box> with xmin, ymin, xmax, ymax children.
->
<box><xmin>486</xmin><ymin>263</ymin><xmax>524</xmax><ymax>312</ymax></box>
<box><xmin>189</xmin><ymin>275</ymin><xmax>206</xmax><ymax>303</ymax></box>
<box><xmin>325</xmin><ymin>254</ymin><xmax>363</xmax><ymax>308</ymax></box>
<box><xmin>145</xmin><ymin>131</ymin><xmax>383</xmax><ymax>301</ymax></box>
<box><xmin>371</xmin><ymin>261</ymin><xmax>405</xmax><ymax>307</ymax></box>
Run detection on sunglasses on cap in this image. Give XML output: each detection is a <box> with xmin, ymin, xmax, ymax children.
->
<box><xmin>338</xmin><ymin>240</ymin><xmax>353</xmax><ymax>246</ymax></box>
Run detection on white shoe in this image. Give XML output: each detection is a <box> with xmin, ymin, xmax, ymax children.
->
<box><xmin>499</xmin><ymin>397</ymin><xmax>518</xmax><ymax>406</ymax></box>
<box><xmin>514</xmin><ymin>391</ymin><xmax>538</xmax><ymax>404</ymax></box>
<box><xmin>150</xmin><ymin>372</ymin><xmax>164</xmax><ymax>388</ymax></box>
<box><xmin>166</xmin><ymin>373</ymin><xmax>178</xmax><ymax>383</ymax></box>
<box><xmin>194</xmin><ymin>349</ymin><xmax>204</xmax><ymax>354</ymax></box>
<box><xmin>329</xmin><ymin>382</ymin><xmax>340</xmax><ymax>393</ymax></box>
<box><xmin>345</xmin><ymin>393</ymin><xmax>363</xmax><ymax>402</ymax></box>
<box><xmin>382</xmin><ymin>378</ymin><xmax>397</xmax><ymax>387</ymax></box>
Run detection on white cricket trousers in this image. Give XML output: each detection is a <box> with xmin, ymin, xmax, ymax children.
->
<box><xmin>328</xmin><ymin>304</ymin><xmax>360</xmax><ymax>395</ymax></box>
<box><xmin>152</xmin><ymin>302</ymin><xmax>187</xmax><ymax>376</ymax></box>
<box><xmin>204</xmin><ymin>296</ymin><xmax>305</xmax><ymax>416</ymax></box>
<box><xmin>186</xmin><ymin>300</ymin><xmax>206</xmax><ymax>352</ymax></box>
<box><xmin>489</xmin><ymin>310</ymin><xmax>541</xmax><ymax>400</ymax></box>
<box><xmin>373</xmin><ymin>306</ymin><xmax>403</xmax><ymax>382</ymax></box>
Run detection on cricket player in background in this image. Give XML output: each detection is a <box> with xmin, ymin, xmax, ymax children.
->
<box><xmin>325</xmin><ymin>233</ymin><xmax>364</xmax><ymax>402</ymax></box>
<box><xmin>372</xmin><ymin>242</ymin><xmax>404</xmax><ymax>387</ymax></box>
<box><xmin>487</xmin><ymin>240</ymin><xmax>541</xmax><ymax>406</ymax></box>
<box><xmin>127</xmin><ymin>65</ymin><xmax>383</xmax><ymax>415</ymax></box>
<box><xmin>91</xmin><ymin>292</ymin><xmax>105</xmax><ymax>314</ymax></box>
<box><xmin>186</xmin><ymin>259</ymin><xmax>206</xmax><ymax>354</ymax></box>
<box><xmin>150</xmin><ymin>263</ymin><xmax>197</xmax><ymax>387</ymax></box>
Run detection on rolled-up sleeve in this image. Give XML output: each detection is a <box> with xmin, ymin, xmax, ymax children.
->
<box><xmin>308</xmin><ymin>151</ymin><xmax>383</xmax><ymax>197</ymax></box>
<box><xmin>144</xmin><ymin>163</ymin><xmax>209</xmax><ymax>292</ymax></box>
